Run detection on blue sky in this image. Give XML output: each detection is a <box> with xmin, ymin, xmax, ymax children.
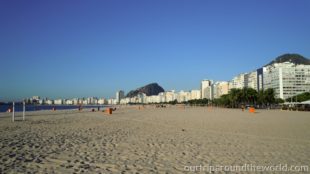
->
<box><xmin>1</xmin><ymin>0</ymin><xmax>310</xmax><ymax>101</ymax></box>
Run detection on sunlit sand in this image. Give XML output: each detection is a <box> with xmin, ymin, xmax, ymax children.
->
<box><xmin>0</xmin><ymin>107</ymin><xmax>309</xmax><ymax>173</ymax></box>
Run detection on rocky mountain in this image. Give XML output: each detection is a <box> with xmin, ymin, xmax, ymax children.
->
<box><xmin>266</xmin><ymin>53</ymin><xmax>310</xmax><ymax>66</ymax></box>
<box><xmin>126</xmin><ymin>83</ymin><xmax>165</xmax><ymax>98</ymax></box>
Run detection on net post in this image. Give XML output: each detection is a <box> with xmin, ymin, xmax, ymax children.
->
<box><xmin>23</xmin><ymin>102</ymin><xmax>25</xmax><ymax>121</ymax></box>
<box><xmin>12</xmin><ymin>102</ymin><xmax>15</xmax><ymax>122</ymax></box>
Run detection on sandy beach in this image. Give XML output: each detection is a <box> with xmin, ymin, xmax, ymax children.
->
<box><xmin>0</xmin><ymin>107</ymin><xmax>309</xmax><ymax>173</ymax></box>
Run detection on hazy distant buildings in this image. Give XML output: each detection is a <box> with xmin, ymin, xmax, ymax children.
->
<box><xmin>201</xmin><ymin>80</ymin><xmax>213</xmax><ymax>99</ymax></box>
<box><xmin>54</xmin><ymin>99</ymin><xmax>63</xmax><ymax>105</ymax></box>
<box><xmin>98</xmin><ymin>98</ymin><xmax>107</xmax><ymax>105</ymax></box>
<box><xmin>245</xmin><ymin>71</ymin><xmax>258</xmax><ymax>90</ymax></box>
<box><xmin>165</xmin><ymin>90</ymin><xmax>177</xmax><ymax>102</ymax></box>
<box><xmin>213</xmin><ymin>81</ymin><xmax>229</xmax><ymax>99</ymax></box>
<box><xmin>177</xmin><ymin>90</ymin><xmax>190</xmax><ymax>102</ymax></box>
<box><xmin>190</xmin><ymin>90</ymin><xmax>201</xmax><ymax>100</ymax></box>
<box><xmin>229</xmin><ymin>71</ymin><xmax>258</xmax><ymax>91</ymax></box>
<box><xmin>230</xmin><ymin>73</ymin><xmax>246</xmax><ymax>89</ymax></box>
<box><xmin>116</xmin><ymin>90</ymin><xmax>125</xmax><ymax>104</ymax></box>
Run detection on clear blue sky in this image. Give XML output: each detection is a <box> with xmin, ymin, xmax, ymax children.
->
<box><xmin>1</xmin><ymin>0</ymin><xmax>309</xmax><ymax>101</ymax></box>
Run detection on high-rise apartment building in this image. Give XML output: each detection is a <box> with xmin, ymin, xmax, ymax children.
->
<box><xmin>201</xmin><ymin>80</ymin><xmax>213</xmax><ymax>99</ymax></box>
<box><xmin>263</xmin><ymin>62</ymin><xmax>310</xmax><ymax>99</ymax></box>
<box><xmin>116</xmin><ymin>90</ymin><xmax>125</xmax><ymax>104</ymax></box>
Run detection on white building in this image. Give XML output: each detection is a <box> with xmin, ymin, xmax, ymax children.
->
<box><xmin>65</xmin><ymin>99</ymin><xmax>73</xmax><ymax>105</ymax></box>
<box><xmin>145</xmin><ymin>95</ymin><xmax>160</xmax><ymax>104</ymax></box>
<box><xmin>46</xmin><ymin>99</ymin><xmax>53</xmax><ymax>105</ymax></box>
<box><xmin>98</xmin><ymin>98</ymin><xmax>107</xmax><ymax>105</ymax></box>
<box><xmin>205</xmin><ymin>86</ymin><xmax>213</xmax><ymax>100</ymax></box>
<box><xmin>54</xmin><ymin>99</ymin><xmax>63</xmax><ymax>105</ymax></box>
<box><xmin>213</xmin><ymin>81</ymin><xmax>229</xmax><ymax>99</ymax></box>
<box><xmin>158</xmin><ymin>92</ymin><xmax>166</xmax><ymax>103</ymax></box>
<box><xmin>165</xmin><ymin>90</ymin><xmax>177</xmax><ymax>102</ymax></box>
<box><xmin>177</xmin><ymin>90</ymin><xmax>190</xmax><ymax>102</ymax></box>
<box><xmin>120</xmin><ymin>98</ymin><xmax>130</xmax><ymax>105</ymax></box>
<box><xmin>201</xmin><ymin>80</ymin><xmax>213</xmax><ymax>99</ymax></box>
<box><xmin>190</xmin><ymin>90</ymin><xmax>201</xmax><ymax>100</ymax></box>
<box><xmin>245</xmin><ymin>71</ymin><xmax>258</xmax><ymax>90</ymax></box>
<box><xmin>108</xmin><ymin>98</ymin><xmax>117</xmax><ymax>105</ymax></box>
<box><xmin>116</xmin><ymin>90</ymin><xmax>125</xmax><ymax>104</ymax></box>
<box><xmin>72</xmin><ymin>98</ymin><xmax>79</xmax><ymax>105</ymax></box>
<box><xmin>263</xmin><ymin>62</ymin><xmax>310</xmax><ymax>99</ymax></box>
<box><xmin>230</xmin><ymin>73</ymin><xmax>247</xmax><ymax>89</ymax></box>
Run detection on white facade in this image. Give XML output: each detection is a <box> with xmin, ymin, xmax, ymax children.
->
<box><xmin>201</xmin><ymin>80</ymin><xmax>212</xmax><ymax>99</ymax></box>
<box><xmin>230</xmin><ymin>73</ymin><xmax>246</xmax><ymax>89</ymax></box>
<box><xmin>116</xmin><ymin>90</ymin><xmax>125</xmax><ymax>104</ymax></box>
<box><xmin>245</xmin><ymin>71</ymin><xmax>258</xmax><ymax>90</ymax></box>
<box><xmin>263</xmin><ymin>62</ymin><xmax>310</xmax><ymax>99</ymax></box>
<box><xmin>98</xmin><ymin>98</ymin><xmax>107</xmax><ymax>105</ymax></box>
<box><xmin>46</xmin><ymin>100</ymin><xmax>53</xmax><ymax>105</ymax></box>
<box><xmin>177</xmin><ymin>91</ymin><xmax>190</xmax><ymax>102</ymax></box>
<box><xmin>65</xmin><ymin>99</ymin><xmax>73</xmax><ymax>105</ymax></box>
<box><xmin>165</xmin><ymin>91</ymin><xmax>177</xmax><ymax>102</ymax></box>
<box><xmin>190</xmin><ymin>90</ymin><xmax>201</xmax><ymax>100</ymax></box>
<box><xmin>72</xmin><ymin>98</ymin><xmax>79</xmax><ymax>105</ymax></box>
<box><xmin>108</xmin><ymin>98</ymin><xmax>117</xmax><ymax>105</ymax></box>
<box><xmin>54</xmin><ymin>99</ymin><xmax>63</xmax><ymax>105</ymax></box>
<box><xmin>205</xmin><ymin>86</ymin><xmax>213</xmax><ymax>100</ymax></box>
<box><xmin>213</xmin><ymin>81</ymin><xmax>229</xmax><ymax>99</ymax></box>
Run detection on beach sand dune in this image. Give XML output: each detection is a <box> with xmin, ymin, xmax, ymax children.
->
<box><xmin>0</xmin><ymin>107</ymin><xmax>309</xmax><ymax>173</ymax></box>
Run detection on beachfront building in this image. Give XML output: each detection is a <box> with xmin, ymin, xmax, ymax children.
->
<box><xmin>205</xmin><ymin>86</ymin><xmax>214</xmax><ymax>100</ymax></box>
<box><xmin>54</xmin><ymin>99</ymin><xmax>63</xmax><ymax>105</ymax></box>
<box><xmin>137</xmin><ymin>93</ymin><xmax>146</xmax><ymax>103</ymax></box>
<box><xmin>245</xmin><ymin>71</ymin><xmax>258</xmax><ymax>90</ymax></box>
<box><xmin>72</xmin><ymin>98</ymin><xmax>79</xmax><ymax>105</ymax></box>
<box><xmin>145</xmin><ymin>95</ymin><xmax>161</xmax><ymax>104</ymax></box>
<box><xmin>263</xmin><ymin>62</ymin><xmax>310</xmax><ymax>99</ymax></box>
<box><xmin>38</xmin><ymin>99</ymin><xmax>45</xmax><ymax>105</ymax></box>
<box><xmin>201</xmin><ymin>80</ymin><xmax>213</xmax><ymax>99</ymax></box>
<box><xmin>87</xmin><ymin>97</ymin><xmax>98</xmax><ymax>105</ymax></box>
<box><xmin>120</xmin><ymin>98</ymin><xmax>130</xmax><ymax>105</ymax></box>
<box><xmin>65</xmin><ymin>99</ymin><xmax>73</xmax><ymax>105</ymax></box>
<box><xmin>158</xmin><ymin>92</ymin><xmax>166</xmax><ymax>103</ymax></box>
<box><xmin>116</xmin><ymin>90</ymin><xmax>125</xmax><ymax>104</ymax></box>
<box><xmin>177</xmin><ymin>91</ymin><xmax>190</xmax><ymax>103</ymax></box>
<box><xmin>230</xmin><ymin>73</ymin><xmax>247</xmax><ymax>90</ymax></box>
<box><xmin>46</xmin><ymin>99</ymin><xmax>53</xmax><ymax>105</ymax></box>
<box><xmin>98</xmin><ymin>98</ymin><xmax>107</xmax><ymax>105</ymax></box>
<box><xmin>165</xmin><ymin>90</ymin><xmax>177</xmax><ymax>102</ymax></box>
<box><xmin>213</xmin><ymin>81</ymin><xmax>229</xmax><ymax>99</ymax></box>
<box><xmin>108</xmin><ymin>98</ymin><xmax>117</xmax><ymax>105</ymax></box>
<box><xmin>190</xmin><ymin>90</ymin><xmax>201</xmax><ymax>100</ymax></box>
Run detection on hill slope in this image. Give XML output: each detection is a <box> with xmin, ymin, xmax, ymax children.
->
<box><xmin>126</xmin><ymin>83</ymin><xmax>165</xmax><ymax>98</ymax></box>
<box><xmin>266</xmin><ymin>53</ymin><xmax>310</xmax><ymax>66</ymax></box>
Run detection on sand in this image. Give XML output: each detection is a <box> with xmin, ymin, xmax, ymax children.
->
<box><xmin>0</xmin><ymin>107</ymin><xmax>309</xmax><ymax>173</ymax></box>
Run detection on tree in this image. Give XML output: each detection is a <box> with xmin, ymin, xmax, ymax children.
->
<box><xmin>286</xmin><ymin>92</ymin><xmax>310</xmax><ymax>102</ymax></box>
<box><xmin>229</xmin><ymin>88</ymin><xmax>242</xmax><ymax>108</ymax></box>
<box><xmin>264</xmin><ymin>88</ymin><xmax>276</xmax><ymax>105</ymax></box>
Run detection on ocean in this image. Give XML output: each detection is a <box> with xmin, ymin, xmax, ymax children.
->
<box><xmin>0</xmin><ymin>104</ymin><xmax>108</xmax><ymax>113</ymax></box>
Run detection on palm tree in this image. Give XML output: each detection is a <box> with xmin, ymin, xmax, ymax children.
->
<box><xmin>264</xmin><ymin>88</ymin><xmax>276</xmax><ymax>106</ymax></box>
<box><xmin>229</xmin><ymin>88</ymin><xmax>242</xmax><ymax>108</ymax></box>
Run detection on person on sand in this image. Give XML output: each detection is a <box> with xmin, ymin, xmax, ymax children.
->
<box><xmin>7</xmin><ymin>106</ymin><xmax>12</xmax><ymax>113</ymax></box>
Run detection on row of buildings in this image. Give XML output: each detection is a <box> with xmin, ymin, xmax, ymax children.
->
<box><xmin>25</xmin><ymin>96</ymin><xmax>108</xmax><ymax>105</ymax></box>
<box><xmin>26</xmin><ymin>56</ymin><xmax>310</xmax><ymax>105</ymax></box>
<box><xmin>116</xmin><ymin>60</ymin><xmax>310</xmax><ymax>104</ymax></box>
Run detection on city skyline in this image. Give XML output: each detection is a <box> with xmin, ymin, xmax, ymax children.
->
<box><xmin>1</xmin><ymin>0</ymin><xmax>310</xmax><ymax>101</ymax></box>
